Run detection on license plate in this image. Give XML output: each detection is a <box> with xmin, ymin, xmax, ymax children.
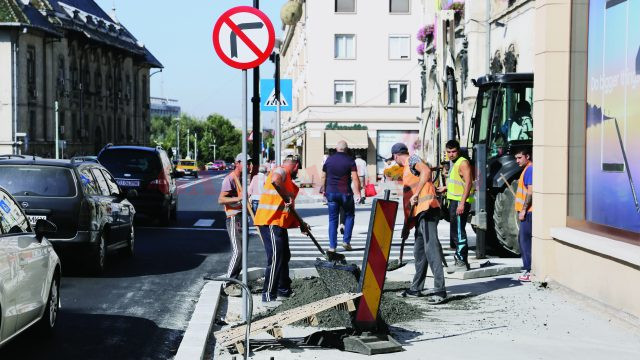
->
<box><xmin>116</xmin><ymin>179</ymin><xmax>140</xmax><ymax>187</ymax></box>
<box><xmin>27</xmin><ymin>215</ymin><xmax>47</xmax><ymax>225</ymax></box>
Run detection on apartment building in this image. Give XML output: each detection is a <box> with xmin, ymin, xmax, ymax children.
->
<box><xmin>280</xmin><ymin>0</ymin><xmax>423</xmax><ymax>183</ymax></box>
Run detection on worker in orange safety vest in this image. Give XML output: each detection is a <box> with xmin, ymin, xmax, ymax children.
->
<box><xmin>514</xmin><ymin>147</ymin><xmax>533</xmax><ymax>282</ymax></box>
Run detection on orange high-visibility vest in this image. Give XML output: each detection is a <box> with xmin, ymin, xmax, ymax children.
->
<box><xmin>515</xmin><ymin>163</ymin><xmax>533</xmax><ymax>213</ymax></box>
<box><xmin>403</xmin><ymin>160</ymin><xmax>439</xmax><ymax>222</ymax></box>
<box><xmin>253</xmin><ymin>168</ymin><xmax>300</xmax><ymax>228</ymax></box>
<box><xmin>223</xmin><ymin>173</ymin><xmax>243</xmax><ymax>218</ymax></box>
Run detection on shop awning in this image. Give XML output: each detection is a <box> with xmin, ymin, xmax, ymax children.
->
<box><xmin>325</xmin><ymin>130</ymin><xmax>369</xmax><ymax>149</ymax></box>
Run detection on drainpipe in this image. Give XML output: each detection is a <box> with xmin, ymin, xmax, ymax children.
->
<box><xmin>486</xmin><ymin>0</ymin><xmax>491</xmax><ymax>74</ymax></box>
<box><xmin>12</xmin><ymin>36</ymin><xmax>18</xmax><ymax>155</ymax></box>
<box><xmin>446</xmin><ymin>66</ymin><xmax>457</xmax><ymax>141</ymax></box>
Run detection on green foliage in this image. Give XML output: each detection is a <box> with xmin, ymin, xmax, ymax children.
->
<box><xmin>150</xmin><ymin>113</ymin><xmax>242</xmax><ymax>166</ymax></box>
<box><xmin>325</xmin><ymin>122</ymin><xmax>368</xmax><ymax>130</ymax></box>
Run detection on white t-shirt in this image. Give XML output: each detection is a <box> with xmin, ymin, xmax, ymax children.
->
<box><xmin>355</xmin><ymin>158</ymin><xmax>367</xmax><ymax>177</ymax></box>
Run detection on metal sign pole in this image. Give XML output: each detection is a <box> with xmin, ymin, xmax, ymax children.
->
<box><xmin>241</xmin><ymin>69</ymin><xmax>249</xmax><ymax>323</ymax></box>
<box><xmin>55</xmin><ymin>101</ymin><xmax>59</xmax><ymax>159</ymax></box>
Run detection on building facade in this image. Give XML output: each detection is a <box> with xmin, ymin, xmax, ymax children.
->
<box><xmin>0</xmin><ymin>0</ymin><xmax>162</xmax><ymax>156</ymax></box>
<box><xmin>280</xmin><ymin>0</ymin><xmax>423</xmax><ymax>184</ymax></box>
<box><xmin>150</xmin><ymin>97</ymin><xmax>181</xmax><ymax>119</ymax></box>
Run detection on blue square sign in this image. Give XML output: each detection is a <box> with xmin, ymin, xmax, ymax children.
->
<box><xmin>260</xmin><ymin>79</ymin><xmax>292</xmax><ymax>112</ymax></box>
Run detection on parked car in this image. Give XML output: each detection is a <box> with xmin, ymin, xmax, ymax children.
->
<box><xmin>0</xmin><ymin>157</ymin><xmax>137</xmax><ymax>274</ymax></box>
<box><xmin>176</xmin><ymin>159</ymin><xmax>199</xmax><ymax>178</ymax></box>
<box><xmin>0</xmin><ymin>186</ymin><xmax>61</xmax><ymax>347</ymax></box>
<box><xmin>224</xmin><ymin>161</ymin><xmax>234</xmax><ymax>170</ymax></box>
<box><xmin>97</xmin><ymin>145</ymin><xmax>177</xmax><ymax>223</ymax></box>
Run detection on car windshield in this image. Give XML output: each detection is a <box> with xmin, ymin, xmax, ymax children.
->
<box><xmin>98</xmin><ymin>149</ymin><xmax>161</xmax><ymax>178</ymax></box>
<box><xmin>0</xmin><ymin>165</ymin><xmax>76</xmax><ymax>197</ymax></box>
<box><xmin>180</xmin><ymin>161</ymin><xmax>196</xmax><ymax>166</ymax></box>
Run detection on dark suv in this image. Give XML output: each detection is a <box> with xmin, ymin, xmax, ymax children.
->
<box><xmin>97</xmin><ymin>145</ymin><xmax>177</xmax><ymax>222</ymax></box>
<box><xmin>0</xmin><ymin>156</ymin><xmax>136</xmax><ymax>274</ymax></box>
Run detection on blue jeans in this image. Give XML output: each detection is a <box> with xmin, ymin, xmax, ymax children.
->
<box><xmin>326</xmin><ymin>193</ymin><xmax>355</xmax><ymax>250</ymax></box>
<box><xmin>519</xmin><ymin>212</ymin><xmax>532</xmax><ymax>272</ymax></box>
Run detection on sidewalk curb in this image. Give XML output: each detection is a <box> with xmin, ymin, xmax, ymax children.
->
<box><xmin>175</xmin><ymin>281</ymin><xmax>223</xmax><ymax>360</ymax></box>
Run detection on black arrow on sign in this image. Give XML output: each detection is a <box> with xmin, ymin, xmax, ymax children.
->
<box><xmin>230</xmin><ymin>22</ymin><xmax>264</xmax><ymax>58</ymax></box>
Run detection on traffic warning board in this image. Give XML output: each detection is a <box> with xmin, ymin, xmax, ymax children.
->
<box><xmin>260</xmin><ymin>79</ymin><xmax>292</xmax><ymax>112</ymax></box>
<box><xmin>355</xmin><ymin>198</ymin><xmax>398</xmax><ymax>331</ymax></box>
<box><xmin>212</xmin><ymin>6</ymin><xmax>275</xmax><ymax>70</ymax></box>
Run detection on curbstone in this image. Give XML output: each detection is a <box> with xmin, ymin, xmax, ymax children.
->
<box><xmin>175</xmin><ymin>281</ymin><xmax>223</xmax><ymax>360</ymax></box>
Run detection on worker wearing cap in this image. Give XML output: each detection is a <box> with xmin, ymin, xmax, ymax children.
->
<box><xmin>437</xmin><ymin>140</ymin><xmax>474</xmax><ymax>273</ymax></box>
<box><xmin>390</xmin><ymin>143</ymin><xmax>447</xmax><ymax>303</ymax></box>
<box><xmin>217</xmin><ymin>153</ymin><xmax>251</xmax><ymax>297</ymax></box>
<box><xmin>254</xmin><ymin>156</ymin><xmax>306</xmax><ymax>304</ymax></box>
<box><xmin>514</xmin><ymin>147</ymin><xmax>533</xmax><ymax>282</ymax></box>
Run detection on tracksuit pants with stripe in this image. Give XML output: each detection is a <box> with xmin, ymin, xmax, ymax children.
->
<box><xmin>449</xmin><ymin>200</ymin><xmax>470</xmax><ymax>264</ymax></box>
<box><xmin>225</xmin><ymin>215</ymin><xmax>242</xmax><ymax>282</ymax></box>
<box><xmin>259</xmin><ymin>225</ymin><xmax>292</xmax><ymax>302</ymax></box>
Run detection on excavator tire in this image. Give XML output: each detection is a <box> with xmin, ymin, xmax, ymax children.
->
<box><xmin>492</xmin><ymin>182</ymin><xmax>521</xmax><ymax>256</ymax></box>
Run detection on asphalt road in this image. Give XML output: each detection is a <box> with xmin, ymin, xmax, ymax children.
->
<box><xmin>0</xmin><ymin>170</ymin><xmax>267</xmax><ymax>360</ymax></box>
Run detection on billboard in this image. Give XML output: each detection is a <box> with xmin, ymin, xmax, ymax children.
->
<box><xmin>586</xmin><ymin>0</ymin><xmax>640</xmax><ymax>233</ymax></box>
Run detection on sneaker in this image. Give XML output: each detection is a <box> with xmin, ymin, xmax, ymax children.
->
<box><xmin>518</xmin><ymin>272</ymin><xmax>531</xmax><ymax>282</ymax></box>
<box><xmin>342</xmin><ymin>243</ymin><xmax>353</xmax><ymax>251</ymax></box>
<box><xmin>278</xmin><ymin>289</ymin><xmax>294</xmax><ymax>298</ymax></box>
<box><xmin>261</xmin><ymin>300</ymin><xmax>282</xmax><ymax>308</ymax></box>
<box><xmin>453</xmin><ymin>260</ymin><xmax>469</xmax><ymax>273</ymax></box>
<box><xmin>397</xmin><ymin>289</ymin><xmax>424</xmax><ymax>298</ymax></box>
<box><xmin>328</xmin><ymin>248</ymin><xmax>336</xmax><ymax>252</ymax></box>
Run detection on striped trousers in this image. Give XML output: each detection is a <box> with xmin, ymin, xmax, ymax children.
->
<box><xmin>225</xmin><ymin>215</ymin><xmax>242</xmax><ymax>281</ymax></box>
<box><xmin>259</xmin><ymin>225</ymin><xmax>292</xmax><ymax>302</ymax></box>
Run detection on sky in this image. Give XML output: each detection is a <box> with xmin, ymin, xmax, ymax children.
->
<box><xmin>95</xmin><ymin>0</ymin><xmax>285</xmax><ymax>128</ymax></box>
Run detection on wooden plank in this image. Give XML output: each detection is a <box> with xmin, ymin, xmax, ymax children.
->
<box><xmin>347</xmin><ymin>299</ymin><xmax>356</xmax><ymax>312</ymax></box>
<box><xmin>215</xmin><ymin>292</ymin><xmax>362</xmax><ymax>347</ymax></box>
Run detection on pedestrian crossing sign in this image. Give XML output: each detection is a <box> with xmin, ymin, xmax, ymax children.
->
<box><xmin>260</xmin><ymin>79</ymin><xmax>292</xmax><ymax>112</ymax></box>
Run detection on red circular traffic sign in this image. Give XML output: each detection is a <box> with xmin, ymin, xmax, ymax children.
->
<box><xmin>212</xmin><ymin>6</ymin><xmax>275</xmax><ymax>70</ymax></box>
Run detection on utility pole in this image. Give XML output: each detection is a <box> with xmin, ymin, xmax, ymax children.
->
<box><xmin>187</xmin><ymin>129</ymin><xmax>190</xmax><ymax>158</ymax></box>
<box><xmin>194</xmin><ymin>135</ymin><xmax>198</xmax><ymax>163</ymax></box>
<box><xmin>252</xmin><ymin>0</ymin><xmax>261</xmax><ymax>171</ymax></box>
<box><xmin>175</xmin><ymin>118</ymin><xmax>180</xmax><ymax>160</ymax></box>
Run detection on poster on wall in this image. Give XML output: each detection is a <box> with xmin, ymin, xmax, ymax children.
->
<box><xmin>376</xmin><ymin>130</ymin><xmax>419</xmax><ymax>176</ymax></box>
<box><xmin>587</xmin><ymin>0</ymin><xmax>640</xmax><ymax>233</ymax></box>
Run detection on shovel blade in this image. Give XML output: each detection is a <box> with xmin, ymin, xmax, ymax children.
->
<box><xmin>387</xmin><ymin>260</ymin><xmax>407</xmax><ymax>271</ymax></box>
<box><xmin>326</xmin><ymin>251</ymin><xmax>346</xmax><ymax>262</ymax></box>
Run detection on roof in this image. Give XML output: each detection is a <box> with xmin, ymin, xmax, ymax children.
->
<box><xmin>0</xmin><ymin>157</ymin><xmax>78</xmax><ymax>168</ymax></box>
<box><xmin>474</xmin><ymin>73</ymin><xmax>534</xmax><ymax>87</ymax></box>
<box><xmin>0</xmin><ymin>0</ymin><xmax>162</xmax><ymax>68</ymax></box>
<box><xmin>97</xmin><ymin>145</ymin><xmax>163</xmax><ymax>157</ymax></box>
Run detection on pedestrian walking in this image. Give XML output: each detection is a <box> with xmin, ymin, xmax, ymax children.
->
<box><xmin>253</xmin><ymin>156</ymin><xmax>302</xmax><ymax>304</ymax></box>
<box><xmin>217</xmin><ymin>153</ymin><xmax>251</xmax><ymax>297</ymax></box>
<box><xmin>320</xmin><ymin>140</ymin><xmax>361</xmax><ymax>252</ymax></box>
<box><xmin>249</xmin><ymin>165</ymin><xmax>268</xmax><ymax>214</ymax></box>
<box><xmin>515</xmin><ymin>148</ymin><xmax>533</xmax><ymax>282</ymax></box>
<box><xmin>355</xmin><ymin>154</ymin><xmax>367</xmax><ymax>204</ymax></box>
<box><xmin>390</xmin><ymin>143</ymin><xmax>446</xmax><ymax>303</ymax></box>
<box><xmin>437</xmin><ymin>140</ymin><xmax>475</xmax><ymax>273</ymax></box>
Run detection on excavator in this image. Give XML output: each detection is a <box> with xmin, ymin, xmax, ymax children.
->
<box><xmin>419</xmin><ymin>10</ymin><xmax>534</xmax><ymax>256</ymax></box>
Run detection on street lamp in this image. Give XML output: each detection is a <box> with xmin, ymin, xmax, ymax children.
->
<box><xmin>209</xmin><ymin>138</ymin><xmax>217</xmax><ymax>161</ymax></box>
<box><xmin>173</xmin><ymin>117</ymin><xmax>180</xmax><ymax>161</ymax></box>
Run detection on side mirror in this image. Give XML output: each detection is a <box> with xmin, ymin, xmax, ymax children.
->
<box><xmin>35</xmin><ymin>219</ymin><xmax>57</xmax><ymax>242</ymax></box>
<box><xmin>126</xmin><ymin>189</ymin><xmax>138</xmax><ymax>199</ymax></box>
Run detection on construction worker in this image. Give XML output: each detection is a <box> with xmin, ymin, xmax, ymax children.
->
<box><xmin>217</xmin><ymin>153</ymin><xmax>251</xmax><ymax>297</ymax></box>
<box><xmin>514</xmin><ymin>148</ymin><xmax>533</xmax><ymax>282</ymax></box>
<box><xmin>390</xmin><ymin>143</ymin><xmax>447</xmax><ymax>304</ymax></box>
<box><xmin>437</xmin><ymin>140</ymin><xmax>474</xmax><ymax>273</ymax></box>
<box><xmin>254</xmin><ymin>156</ymin><xmax>306</xmax><ymax>305</ymax></box>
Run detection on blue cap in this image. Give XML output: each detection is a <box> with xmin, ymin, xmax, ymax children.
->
<box><xmin>387</xmin><ymin>143</ymin><xmax>408</xmax><ymax>161</ymax></box>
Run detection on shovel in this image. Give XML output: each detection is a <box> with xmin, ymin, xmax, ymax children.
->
<box><xmin>387</xmin><ymin>204</ymin><xmax>415</xmax><ymax>271</ymax></box>
<box><xmin>271</xmin><ymin>182</ymin><xmax>346</xmax><ymax>262</ymax></box>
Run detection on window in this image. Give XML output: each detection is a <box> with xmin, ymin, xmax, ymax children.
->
<box><xmin>334</xmin><ymin>81</ymin><xmax>355</xmax><ymax>104</ymax></box>
<box><xmin>91</xmin><ymin>168</ymin><xmax>110</xmax><ymax>195</ymax></box>
<box><xmin>334</xmin><ymin>34</ymin><xmax>355</xmax><ymax>59</ymax></box>
<box><xmin>0</xmin><ymin>165</ymin><xmax>76</xmax><ymax>198</ymax></box>
<box><xmin>335</xmin><ymin>0</ymin><xmax>355</xmax><ymax>12</ymax></box>
<box><xmin>388</xmin><ymin>82</ymin><xmax>408</xmax><ymax>104</ymax></box>
<box><xmin>389</xmin><ymin>0</ymin><xmax>410</xmax><ymax>13</ymax></box>
<box><xmin>78</xmin><ymin>167</ymin><xmax>99</xmax><ymax>195</ymax></box>
<box><xmin>27</xmin><ymin>46</ymin><xmax>36</xmax><ymax>99</ymax></box>
<box><xmin>101</xmin><ymin>170</ymin><xmax>120</xmax><ymax>196</ymax></box>
<box><xmin>389</xmin><ymin>35</ymin><xmax>410</xmax><ymax>59</ymax></box>
<box><xmin>0</xmin><ymin>190</ymin><xmax>30</xmax><ymax>235</ymax></box>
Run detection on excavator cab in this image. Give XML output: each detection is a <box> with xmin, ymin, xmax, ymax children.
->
<box><xmin>467</xmin><ymin>73</ymin><xmax>534</xmax><ymax>256</ymax></box>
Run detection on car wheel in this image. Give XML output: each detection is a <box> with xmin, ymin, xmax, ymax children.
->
<box><xmin>38</xmin><ymin>275</ymin><xmax>59</xmax><ymax>332</ymax></box>
<box><xmin>91</xmin><ymin>232</ymin><xmax>107</xmax><ymax>275</ymax></box>
<box><xmin>123</xmin><ymin>225</ymin><xmax>135</xmax><ymax>257</ymax></box>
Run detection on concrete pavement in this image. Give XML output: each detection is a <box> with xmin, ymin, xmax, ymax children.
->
<box><xmin>178</xmin><ymin>196</ymin><xmax>640</xmax><ymax>360</ymax></box>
